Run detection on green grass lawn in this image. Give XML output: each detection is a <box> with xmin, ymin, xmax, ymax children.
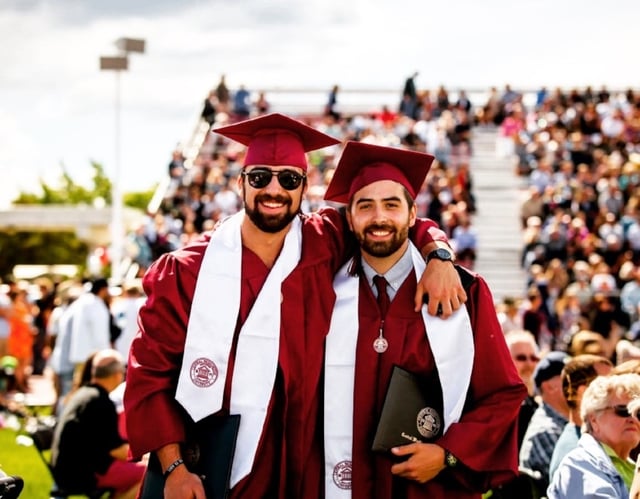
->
<box><xmin>0</xmin><ymin>426</ymin><xmax>52</xmax><ymax>498</ymax></box>
<box><xmin>0</xmin><ymin>419</ymin><xmax>97</xmax><ymax>498</ymax></box>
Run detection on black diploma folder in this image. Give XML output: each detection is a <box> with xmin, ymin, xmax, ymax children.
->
<box><xmin>372</xmin><ymin>365</ymin><xmax>443</xmax><ymax>453</ymax></box>
<box><xmin>140</xmin><ymin>413</ymin><xmax>241</xmax><ymax>499</ymax></box>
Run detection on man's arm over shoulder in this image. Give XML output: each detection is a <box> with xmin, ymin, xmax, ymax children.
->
<box><xmin>306</xmin><ymin>207</ymin><xmax>353</xmax><ymax>270</ymax></box>
<box><xmin>412</xmin><ymin>219</ymin><xmax>467</xmax><ymax>316</ymax></box>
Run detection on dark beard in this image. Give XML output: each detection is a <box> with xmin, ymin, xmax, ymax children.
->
<box><xmin>355</xmin><ymin>223</ymin><xmax>409</xmax><ymax>258</ymax></box>
<box><xmin>244</xmin><ymin>193</ymin><xmax>298</xmax><ymax>233</ymax></box>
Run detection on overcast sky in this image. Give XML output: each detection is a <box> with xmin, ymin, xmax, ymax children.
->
<box><xmin>1</xmin><ymin>0</ymin><xmax>638</xmax><ymax>208</ymax></box>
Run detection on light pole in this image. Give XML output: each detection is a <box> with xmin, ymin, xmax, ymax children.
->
<box><xmin>99</xmin><ymin>37</ymin><xmax>145</xmax><ymax>283</ymax></box>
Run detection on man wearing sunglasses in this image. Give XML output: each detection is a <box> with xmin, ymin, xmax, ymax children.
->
<box><xmin>124</xmin><ymin>113</ymin><xmax>466</xmax><ymax>499</ymax></box>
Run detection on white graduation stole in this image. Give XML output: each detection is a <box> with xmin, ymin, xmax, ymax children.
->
<box><xmin>324</xmin><ymin>243</ymin><xmax>475</xmax><ymax>497</ymax></box>
<box><xmin>175</xmin><ymin>210</ymin><xmax>302</xmax><ymax>486</ymax></box>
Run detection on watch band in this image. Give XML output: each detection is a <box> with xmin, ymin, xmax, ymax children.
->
<box><xmin>163</xmin><ymin>457</ymin><xmax>185</xmax><ymax>479</ymax></box>
<box><xmin>426</xmin><ymin>247</ymin><xmax>454</xmax><ymax>263</ymax></box>
<box><xmin>444</xmin><ymin>450</ymin><xmax>458</xmax><ymax>468</ymax></box>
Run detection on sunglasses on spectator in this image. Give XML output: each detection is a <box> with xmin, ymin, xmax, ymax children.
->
<box><xmin>603</xmin><ymin>405</ymin><xmax>636</xmax><ymax>419</ymax></box>
<box><xmin>242</xmin><ymin>168</ymin><xmax>306</xmax><ymax>190</ymax></box>
<box><xmin>514</xmin><ymin>354</ymin><xmax>539</xmax><ymax>362</ymax></box>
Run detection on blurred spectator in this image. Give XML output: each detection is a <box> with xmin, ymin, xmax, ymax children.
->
<box><xmin>498</xmin><ymin>296</ymin><xmax>524</xmax><ymax>334</ymax></box>
<box><xmin>111</xmin><ymin>281</ymin><xmax>145</xmax><ymax>364</ymax></box>
<box><xmin>522</xmin><ymin>285</ymin><xmax>553</xmax><ymax>351</ymax></box>
<box><xmin>0</xmin><ymin>280</ymin><xmax>10</xmax><ymax>358</ymax></box>
<box><xmin>213</xmin><ymin>179</ymin><xmax>241</xmax><ymax>217</ymax></box>
<box><xmin>505</xmin><ymin>330</ymin><xmax>540</xmax><ymax>449</ymax></box>
<box><xmin>168</xmin><ymin>148</ymin><xmax>185</xmax><ymax>181</ymax></box>
<box><xmin>232</xmin><ymin>84</ymin><xmax>251</xmax><ymax>120</ymax></box>
<box><xmin>215</xmin><ymin>74</ymin><xmax>230</xmax><ymax>113</ymax></box>
<box><xmin>455</xmin><ymin>89</ymin><xmax>472</xmax><ymax>113</ymax></box>
<box><xmin>201</xmin><ymin>89</ymin><xmax>218</xmax><ymax>126</ymax></box>
<box><xmin>125</xmin><ymin>223</ymin><xmax>153</xmax><ymax>275</ymax></box>
<box><xmin>399</xmin><ymin>72</ymin><xmax>419</xmax><ymax>119</ymax></box>
<box><xmin>7</xmin><ymin>285</ymin><xmax>37</xmax><ymax>393</ymax></box>
<box><xmin>451</xmin><ymin>214</ymin><xmax>477</xmax><ymax>268</ymax></box>
<box><xmin>254</xmin><ymin>91</ymin><xmax>270</xmax><ymax>115</ymax></box>
<box><xmin>621</xmin><ymin>265</ymin><xmax>640</xmax><ymax>323</ymax></box>
<box><xmin>33</xmin><ymin>277</ymin><xmax>56</xmax><ymax>375</ymax></box>
<box><xmin>567</xmin><ymin>329</ymin><xmax>608</xmax><ymax>358</ymax></box>
<box><xmin>48</xmin><ymin>282</ymin><xmax>84</xmax><ymax>413</ymax></box>
<box><xmin>520</xmin><ymin>351</ymin><xmax>571</xmax><ymax>490</ymax></box>
<box><xmin>548</xmin><ymin>373</ymin><xmax>640</xmax><ymax>498</ymax></box>
<box><xmin>324</xmin><ymin>84</ymin><xmax>340</xmax><ymax>121</ymax></box>
<box><xmin>51</xmin><ymin>349</ymin><xmax>146</xmax><ymax>498</ymax></box>
<box><xmin>548</xmin><ymin>354</ymin><xmax>613</xmax><ymax>481</ymax></box>
<box><xmin>67</xmin><ymin>278</ymin><xmax>112</xmax><ymax>370</ymax></box>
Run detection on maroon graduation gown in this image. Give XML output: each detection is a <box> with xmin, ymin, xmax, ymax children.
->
<box><xmin>351</xmin><ymin>270</ymin><xmax>527</xmax><ymax>499</ymax></box>
<box><xmin>125</xmin><ymin>210</ymin><xmax>446</xmax><ymax>498</ymax></box>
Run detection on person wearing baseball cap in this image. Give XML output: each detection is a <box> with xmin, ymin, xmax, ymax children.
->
<box><xmin>125</xmin><ymin>114</ymin><xmax>465</xmax><ymax>499</ymax></box>
<box><xmin>520</xmin><ymin>350</ymin><xmax>571</xmax><ymax>490</ymax></box>
<box><xmin>324</xmin><ymin>140</ymin><xmax>526</xmax><ymax>498</ymax></box>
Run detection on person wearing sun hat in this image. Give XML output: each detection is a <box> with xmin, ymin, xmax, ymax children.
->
<box><xmin>323</xmin><ymin>140</ymin><xmax>526</xmax><ymax>498</ymax></box>
<box><xmin>124</xmin><ymin>114</ymin><xmax>466</xmax><ymax>499</ymax></box>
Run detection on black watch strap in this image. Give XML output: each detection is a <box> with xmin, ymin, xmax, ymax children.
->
<box><xmin>426</xmin><ymin>247</ymin><xmax>453</xmax><ymax>263</ymax></box>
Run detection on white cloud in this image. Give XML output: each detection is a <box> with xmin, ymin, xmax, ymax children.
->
<box><xmin>0</xmin><ymin>0</ymin><xmax>639</xmax><ymax>205</ymax></box>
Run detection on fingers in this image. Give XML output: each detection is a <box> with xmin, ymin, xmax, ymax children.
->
<box><xmin>391</xmin><ymin>443</ymin><xmax>418</xmax><ymax>457</ymax></box>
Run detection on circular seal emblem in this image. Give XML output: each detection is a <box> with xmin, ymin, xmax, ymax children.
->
<box><xmin>417</xmin><ymin>407</ymin><xmax>442</xmax><ymax>439</ymax></box>
<box><xmin>189</xmin><ymin>357</ymin><xmax>218</xmax><ymax>388</ymax></box>
<box><xmin>332</xmin><ymin>460</ymin><xmax>352</xmax><ymax>490</ymax></box>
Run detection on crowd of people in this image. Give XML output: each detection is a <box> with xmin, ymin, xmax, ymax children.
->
<box><xmin>2</xmin><ymin>77</ymin><xmax>640</xmax><ymax>498</ymax></box>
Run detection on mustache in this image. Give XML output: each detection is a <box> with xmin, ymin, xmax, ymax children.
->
<box><xmin>255</xmin><ymin>193</ymin><xmax>291</xmax><ymax>205</ymax></box>
<box><xmin>365</xmin><ymin>223</ymin><xmax>395</xmax><ymax>233</ymax></box>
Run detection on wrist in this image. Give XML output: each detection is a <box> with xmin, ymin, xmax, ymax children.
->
<box><xmin>163</xmin><ymin>457</ymin><xmax>185</xmax><ymax>480</ymax></box>
<box><xmin>425</xmin><ymin>247</ymin><xmax>454</xmax><ymax>264</ymax></box>
<box><xmin>444</xmin><ymin>449</ymin><xmax>458</xmax><ymax>468</ymax></box>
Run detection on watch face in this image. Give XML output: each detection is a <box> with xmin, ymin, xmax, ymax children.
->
<box><xmin>434</xmin><ymin>248</ymin><xmax>452</xmax><ymax>261</ymax></box>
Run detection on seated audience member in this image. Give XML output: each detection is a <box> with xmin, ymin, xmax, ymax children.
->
<box><xmin>548</xmin><ymin>354</ymin><xmax>613</xmax><ymax>480</ymax></box>
<box><xmin>497</xmin><ymin>296</ymin><xmax>523</xmax><ymax>334</ymax></box>
<box><xmin>567</xmin><ymin>329</ymin><xmax>608</xmax><ymax>358</ymax></box>
<box><xmin>519</xmin><ymin>351</ymin><xmax>571</xmax><ymax>490</ymax></box>
<box><xmin>51</xmin><ymin>349</ymin><xmax>145</xmax><ymax>499</ymax></box>
<box><xmin>548</xmin><ymin>373</ymin><xmax>640</xmax><ymax>498</ymax></box>
<box><xmin>628</xmin><ymin>398</ymin><xmax>640</xmax><ymax>499</ymax></box>
<box><xmin>614</xmin><ymin>359</ymin><xmax>640</xmax><ymax>376</ymax></box>
<box><xmin>505</xmin><ymin>330</ymin><xmax>541</xmax><ymax>449</ymax></box>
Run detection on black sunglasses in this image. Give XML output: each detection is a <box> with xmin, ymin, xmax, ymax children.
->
<box><xmin>603</xmin><ymin>405</ymin><xmax>635</xmax><ymax>419</ymax></box>
<box><xmin>242</xmin><ymin>168</ymin><xmax>306</xmax><ymax>191</ymax></box>
<box><xmin>514</xmin><ymin>354</ymin><xmax>540</xmax><ymax>363</ymax></box>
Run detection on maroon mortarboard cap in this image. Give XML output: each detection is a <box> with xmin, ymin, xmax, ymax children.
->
<box><xmin>324</xmin><ymin>141</ymin><xmax>434</xmax><ymax>204</ymax></box>
<box><xmin>212</xmin><ymin>113</ymin><xmax>340</xmax><ymax>171</ymax></box>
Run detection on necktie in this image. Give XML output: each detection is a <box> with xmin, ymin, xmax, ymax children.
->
<box><xmin>373</xmin><ymin>275</ymin><xmax>390</xmax><ymax>318</ymax></box>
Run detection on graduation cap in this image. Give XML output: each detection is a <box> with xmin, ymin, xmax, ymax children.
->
<box><xmin>324</xmin><ymin>141</ymin><xmax>435</xmax><ymax>204</ymax></box>
<box><xmin>212</xmin><ymin>113</ymin><xmax>340</xmax><ymax>171</ymax></box>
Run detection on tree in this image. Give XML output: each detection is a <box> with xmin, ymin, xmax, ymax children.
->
<box><xmin>0</xmin><ymin>231</ymin><xmax>89</xmax><ymax>278</ymax></box>
<box><xmin>13</xmin><ymin>161</ymin><xmax>155</xmax><ymax>209</ymax></box>
<box><xmin>4</xmin><ymin>161</ymin><xmax>156</xmax><ymax>278</ymax></box>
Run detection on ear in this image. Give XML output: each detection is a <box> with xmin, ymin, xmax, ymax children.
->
<box><xmin>237</xmin><ymin>173</ymin><xmax>244</xmax><ymax>194</ymax></box>
<box><xmin>408</xmin><ymin>203</ymin><xmax>417</xmax><ymax>227</ymax></box>
<box><xmin>587</xmin><ymin>413</ymin><xmax>599</xmax><ymax>434</ymax></box>
<box><xmin>346</xmin><ymin>208</ymin><xmax>354</xmax><ymax>232</ymax></box>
